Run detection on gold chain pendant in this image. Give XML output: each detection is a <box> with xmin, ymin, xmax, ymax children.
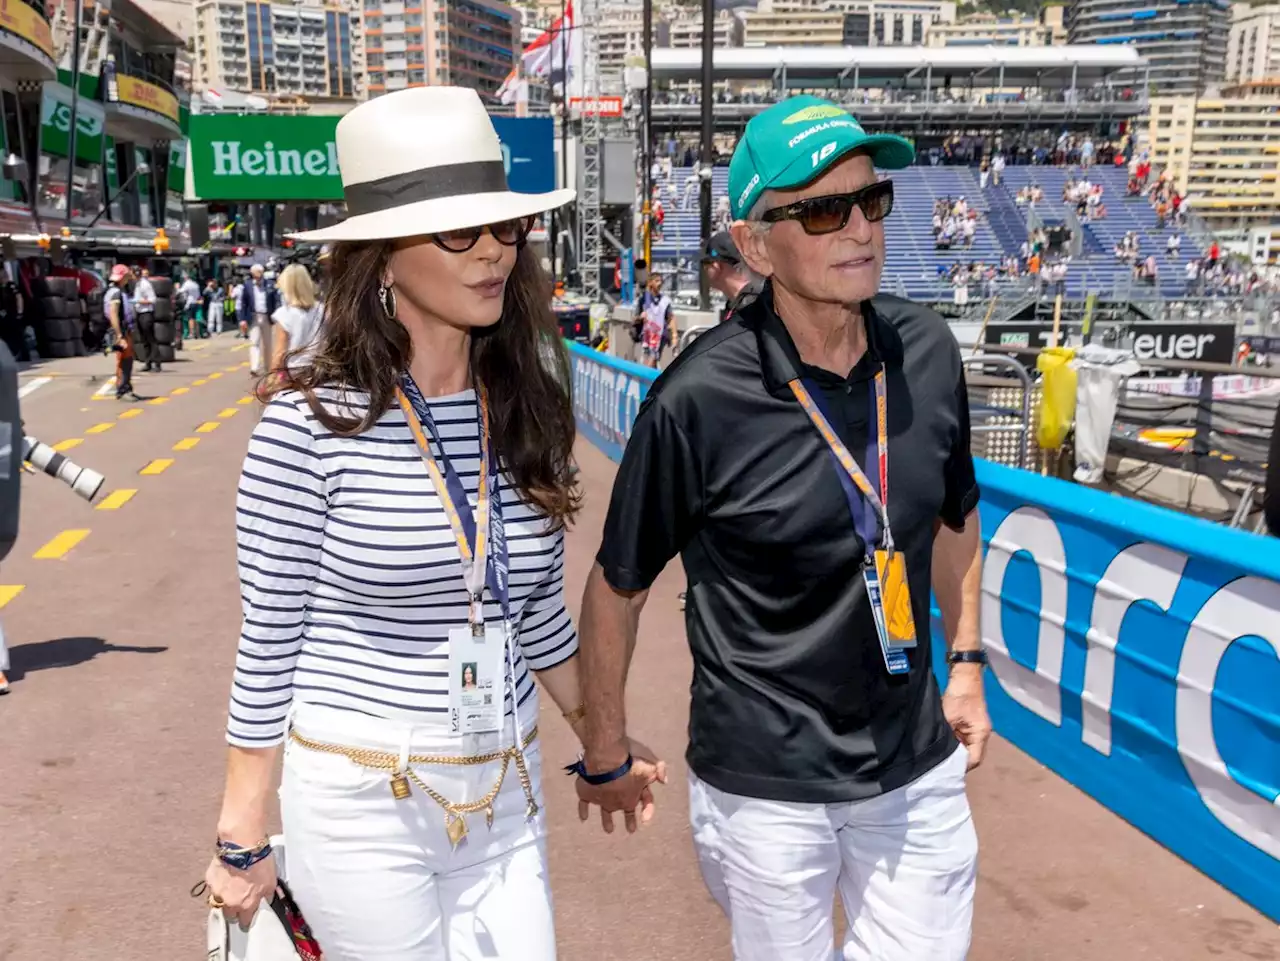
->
<box><xmin>526</xmin><ymin>799</ymin><xmax>539</xmax><ymax>819</ymax></box>
<box><xmin>485</xmin><ymin>805</ymin><xmax>495</xmax><ymax>829</ymax></box>
<box><xmin>446</xmin><ymin>812</ymin><xmax>468</xmax><ymax>848</ymax></box>
<box><xmin>390</xmin><ymin>772</ymin><xmax>412</xmax><ymax>800</ymax></box>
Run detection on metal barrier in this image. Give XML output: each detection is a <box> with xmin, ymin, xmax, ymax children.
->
<box><xmin>963</xmin><ymin>353</ymin><xmax>1034</xmax><ymax>470</ymax></box>
<box><xmin>677</xmin><ymin>324</ymin><xmax>714</xmax><ymax>354</ymax></box>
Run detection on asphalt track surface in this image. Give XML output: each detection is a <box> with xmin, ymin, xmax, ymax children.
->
<box><xmin>1</xmin><ymin>334</ymin><xmax>1277</xmax><ymax>961</ymax></box>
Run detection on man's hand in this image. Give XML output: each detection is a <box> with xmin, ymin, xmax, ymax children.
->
<box><xmin>942</xmin><ymin>663</ymin><xmax>991</xmax><ymax>771</ymax></box>
<box><xmin>576</xmin><ymin>738</ymin><xmax>668</xmax><ymax>835</ymax></box>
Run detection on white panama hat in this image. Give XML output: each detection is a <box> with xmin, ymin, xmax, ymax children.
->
<box><xmin>292</xmin><ymin>86</ymin><xmax>575</xmax><ymax>243</ymax></box>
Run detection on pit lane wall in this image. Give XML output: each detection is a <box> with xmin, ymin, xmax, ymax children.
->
<box><xmin>566</xmin><ymin>340</ymin><xmax>1280</xmax><ymax>922</ymax></box>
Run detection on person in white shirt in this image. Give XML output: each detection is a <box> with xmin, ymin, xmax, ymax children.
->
<box><xmin>132</xmin><ymin>267</ymin><xmax>163</xmax><ymax>373</ymax></box>
<box><xmin>992</xmin><ymin>152</ymin><xmax>1005</xmax><ymax>186</ymax></box>
<box><xmin>267</xmin><ymin>264</ymin><xmax>324</xmax><ymax>381</ymax></box>
<box><xmin>1167</xmin><ymin>233</ymin><xmax>1181</xmax><ymax>256</ymax></box>
<box><xmin>180</xmin><ymin>274</ymin><xmax>202</xmax><ymax>340</ymax></box>
<box><xmin>231</xmin><ymin>281</ymin><xmax>246</xmax><ymax>338</ymax></box>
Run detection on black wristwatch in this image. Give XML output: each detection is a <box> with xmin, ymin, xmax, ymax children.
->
<box><xmin>946</xmin><ymin>650</ymin><xmax>988</xmax><ymax>667</ymax></box>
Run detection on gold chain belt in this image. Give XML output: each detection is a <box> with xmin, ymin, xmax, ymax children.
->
<box><xmin>289</xmin><ymin>726</ymin><xmax>538</xmax><ymax>848</ymax></box>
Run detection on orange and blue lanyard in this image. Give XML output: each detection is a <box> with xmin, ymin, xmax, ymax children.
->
<box><xmin>788</xmin><ymin>367</ymin><xmax>893</xmax><ymax>559</ymax></box>
<box><xmin>395</xmin><ymin>375</ymin><xmax>509</xmax><ymax>633</ymax></box>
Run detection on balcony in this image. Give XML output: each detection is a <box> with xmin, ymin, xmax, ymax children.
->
<box><xmin>102</xmin><ymin>64</ymin><xmax>182</xmax><ymax>143</ymax></box>
<box><xmin>0</xmin><ymin>0</ymin><xmax>56</xmax><ymax>81</ymax></box>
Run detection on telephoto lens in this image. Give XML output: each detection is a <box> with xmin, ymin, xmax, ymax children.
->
<box><xmin>22</xmin><ymin>436</ymin><xmax>105</xmax><ymax>501</ymax></box>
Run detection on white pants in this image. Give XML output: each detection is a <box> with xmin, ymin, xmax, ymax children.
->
<box><xmin>208</xmin><ymin>301</ymin><xmax>224</xmax><ymax>334</ymax></box>
<box><xmin>248</xmin><ymin>313</ymin><xmax>269</xmax><ymax>374</ymax></box>
<box><xmin>280</xmin><ymin>704</ymin><xmax>556</xmax><ymax>961</ymax></box>
<box><xmin>689</xmin><ymin>745</ymin><xmax>976</xmax><ymax>961</ymax></box>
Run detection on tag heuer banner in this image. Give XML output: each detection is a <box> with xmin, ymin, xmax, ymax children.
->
<box><xmin>188</xmin><ymin>114</ymin><xmax>555</xmax><ymax>202</ymax></box>
<box><xmin>40</xmin><ymin>82</ymin><xmax>106</xmax><ymax>165</ymax></box>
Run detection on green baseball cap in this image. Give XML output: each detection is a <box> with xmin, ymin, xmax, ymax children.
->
<box><xmin>728</xmin><ymin>95</ymin><xmax>915</xmax><ymax>220</ymax></box>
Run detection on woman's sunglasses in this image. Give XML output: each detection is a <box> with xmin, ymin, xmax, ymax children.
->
<box><xmin>430</xmin><ymin>215</ymin><xmax>535</xmax><ymax>253</ymax></box>
<box><xmin>760</xmin><ymin>180</ymin><xmax>895</xmax><ymax>236</ymax></box>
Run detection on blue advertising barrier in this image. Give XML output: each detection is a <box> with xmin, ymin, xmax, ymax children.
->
<box><xmin>490</xmin><ymin>117</ymin><xmax>555</xmax><ymax>195</ymax></box>
<box><xmin>565</xmin><ymin>340</ymin><xmax>1280</xmax><ymax>921</ymax></box>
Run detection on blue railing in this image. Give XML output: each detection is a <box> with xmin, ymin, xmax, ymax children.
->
<box><xmin>566</xmin><ymin>339</ymin><xmax>1280</xmax><ymax>923</ymax></box>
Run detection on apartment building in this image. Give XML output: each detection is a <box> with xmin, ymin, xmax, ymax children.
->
<box><xmin>194</xmin><ymin>0</ymin><xmax>363</xmax><ymax>107</ymax></box>
<box><xmin>820</xmin><ymin>0</ymin><xmax>958</xmax><ymax>44</ymax></box>
<box><xmin>363</xmin><ymin>0</ymin><xmax>517</xmax><ymax>101</ymax></box>
<box><xmin>1068</xmin><ymin>0</ymin><xmax>1229</xmax><ymax>96</ymax></box>
<box><xmin>927</xmin><ymin>7</ymin><xmax>1066</xmax><ymax>46</ymax></box>
<box><xmin>1146</xmin><ymin>94</ymin><xmax>1280</xmax><ymax>231</ymax></box>
<box><xmin>1227</xmin><ymin>3</ymin><xmax>1280</xmax><ymax>85</ymax></box>
<box><xmin>739</xmin><ymin>0</ymin><xmax>844</xmax><ymax>46</ymax></box>
<box><xmin>662</xmin><ymin>6</ymin><xmax>742</xmax><ymax>47</ymax></box>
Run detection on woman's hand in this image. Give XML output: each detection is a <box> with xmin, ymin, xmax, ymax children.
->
<box><xmin>203</xmin><ymin>853</ymin><xmax>278</xmax><ymax>929</ymax></box>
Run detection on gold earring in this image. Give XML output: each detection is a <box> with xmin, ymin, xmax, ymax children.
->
<box><xmin>378</xmin><ymin>282</ymin><xmax>397</xmax><ymax>319</ymax></box>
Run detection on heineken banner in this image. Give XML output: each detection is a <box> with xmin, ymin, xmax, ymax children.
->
<box><xmin>40</xmin><ymin>82</ymin><xmax>106</xmax><ymax>165</ymax></box>
<box><xmin>188</xmin><ymin>113</ymin><xmax>554</xmax><ymax>202</ymax></box>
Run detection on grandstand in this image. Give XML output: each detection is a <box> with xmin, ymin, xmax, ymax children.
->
<box><xmin>997</xmin><ymin>166</ymin><xmax>1205</xmax><ymax>298</ymax></box>
<box><xmin>648</xmin><ymin>46</ymin><xmax>1150</xmax><ymax>131</ymax></box>
<box><xmin>637</xmin><ymin>42</ymin><xmax>1225</xmax><ymax>304</ymax></box>
<box><xmin>646</xmin><ymin>161</ymin><xmax>1206</xmax><ymax>301</ymax></box>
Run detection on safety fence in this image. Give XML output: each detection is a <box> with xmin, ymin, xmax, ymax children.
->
<box><xmin>566</xmin><ymin>339</ymin><xmax>1280</xmax><ymax>923</ymax></box>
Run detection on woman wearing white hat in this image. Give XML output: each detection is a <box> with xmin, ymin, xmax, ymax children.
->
<box><xmin>203</xmin><ymin>87</ymin><xmax>664</xmax><ymax>960</ymax></box>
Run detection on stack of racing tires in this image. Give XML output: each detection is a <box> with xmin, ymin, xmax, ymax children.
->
<box><xmin>137</xmin><ymin>276</ymin><xmax>176</xmax><ymax>366</ymax></box>
<box><xmin>31</xmin><ymin>276</ymin><xmax>86</xmax><ymax>359</ymax></box>
<box><xmin>84</xmin><ymin>286</ymin><xmax>107</xmax><ymax>352</ymax></box>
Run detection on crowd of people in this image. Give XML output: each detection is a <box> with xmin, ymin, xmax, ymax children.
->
<box><xmin>932</xmin><ymin>196</ymin><xmax>980</xmax><ymax>250</ymax></box>
<box><xmin>101</xmin><ymin>260</ymin><xmax>323</xmax><ymax>401</ymax></box>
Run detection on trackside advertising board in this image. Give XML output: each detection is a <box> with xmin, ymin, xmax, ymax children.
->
<box><xmin>187</xmin><ymin>114</ymin><xmax>555</xmax><ymax>202</ymax></box>
<box><xmin>564</xmin><ymin>340</ymin><xmax>1280</xmax><ymax>921</ymax></box>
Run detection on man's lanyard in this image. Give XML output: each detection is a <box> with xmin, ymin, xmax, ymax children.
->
<box><xmin>395</xmin><ymin>375</ymin><xmax>509</xmax><ymax>633</ymax></box>
<box><xmin>788</xmin><ymin>367</ymin><xmax>894</xmax><ymax>559</ymax></box>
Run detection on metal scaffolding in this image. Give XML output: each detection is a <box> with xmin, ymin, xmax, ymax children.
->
<box><xmin>577</xmin><ymin>7</ymin><xmax>603</xmax><ymax>302</ymax></box>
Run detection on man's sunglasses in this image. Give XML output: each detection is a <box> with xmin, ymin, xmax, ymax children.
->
<box><xmin>760</xmin><ymin>180</ymin><xmax>895</xmax><ymax>235</ymax></box>
<box><xmin>431</xmin><ymin>215</ymin><xmax>535</xmax><ymax>253</ymax></box>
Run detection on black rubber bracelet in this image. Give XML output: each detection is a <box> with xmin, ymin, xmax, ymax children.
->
<box><xmin>564</xmin><ymin>755</ymin><xmax>634</xmax><ymax>786</ymax></box>
<box><xmin>946</xmin><ymin>650</ymin><xmax>988</xmax><ymax>666</ymax></box>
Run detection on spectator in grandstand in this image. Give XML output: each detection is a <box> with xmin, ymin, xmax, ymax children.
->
<box><xmin>701</xmin><ymin>231</ymin><xmax>762</xmax><ymax>323</ymax></box>
<box><xmin>1168</xmin><ymin>233</ymin><xmax>1182</xmax><ymax>257</ymax></box>
<box><xmin>962</xmin><ymin>214</ymin><xmax>976</xmax><ymax>249</ymax></box>
<box><xmin>652</xmin><ymin>199</ymin><xmax>665</xmax><ymax>242</ymax></box>
<box><xmin>979</xmin><ymin>158</ymin><xmax>990</xmax><ymax>189</ymax></box>
<box><xmin>715</xmin><ymin>194</ymin><xmax>732</xmax><ymax>233</ymax></box>
<box><xmin>1081</xmin><ymin>136</ymin><xmax>1096</xmax><ymax>169</ymax></box>
<box><xmin>577</xmin><ymin>94</ymin><xmax>987</xmax><ymax>961</ymax></box>
<box><xmin>992</xmin><ymin>151</ymin><xmax>1005</xmax><ymax>186</ymax></box>
<box><xmin>682</xmin><ymin>169</ymin><xmax>699</xmax><ymax>210</ymax></box>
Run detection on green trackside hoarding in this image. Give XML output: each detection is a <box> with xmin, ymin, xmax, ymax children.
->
<box><xmin>188</xmin><ymin>114</ymin><xmax>342</xmax><ymax>202</ymax></box>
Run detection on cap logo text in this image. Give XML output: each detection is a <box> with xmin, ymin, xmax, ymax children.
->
<box><xmin>737</xmin><ymin>172</ymin><xmax>760</xmax><ymax>210</ymax></box>
<box><xmin>787</xmin><ymin>119</ymin><xmax>857</xmax><ymax>149</ymax></box>
<box><xmin>783</xmin><ymin>105</ymin><xmax>847</xmax><ymax>125</ymax></box>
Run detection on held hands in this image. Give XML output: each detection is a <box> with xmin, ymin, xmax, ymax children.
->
<box><xmin>203</xmin><ymin>851</ymin><xmax>277</xmax><ymax>929</ymax></box>
<box><xmin>576</xmin><ymin>738</ymin><xmax>668</xmax><ymax>835</ymax></box>
<box><xmin>942</xmin><ymin>663</ymin><xmax>992</xmax><ymax>771</ymax></box>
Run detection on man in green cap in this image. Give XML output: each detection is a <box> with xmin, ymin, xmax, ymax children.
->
<box><xmin>575</xmin><ymin>95</ymin><xmax>988</xmax><ymax>960</ymax></box>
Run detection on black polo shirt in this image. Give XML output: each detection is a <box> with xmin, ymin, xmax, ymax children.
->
<box><xmin>596</xmin><ymin>286</ymin><xmax>979</xmax><ymax>804</ymax></box>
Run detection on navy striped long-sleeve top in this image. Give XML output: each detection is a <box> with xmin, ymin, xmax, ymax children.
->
<box><xmin>227</xmin><ymin>386</ymin><xmax>578</xmax><ymax>747</ymax></box>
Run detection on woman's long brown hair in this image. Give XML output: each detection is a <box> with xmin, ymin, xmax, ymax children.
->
<box><xmin>274</xmin><ymin>241</ymin><xmax>580</xmax><ymax>527</ymax></box>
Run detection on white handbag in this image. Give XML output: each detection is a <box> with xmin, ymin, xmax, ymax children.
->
<box><xmin>205</xmin><ymin>837</ymin><xmax>320</xmax><ymax>961</ymax></box>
